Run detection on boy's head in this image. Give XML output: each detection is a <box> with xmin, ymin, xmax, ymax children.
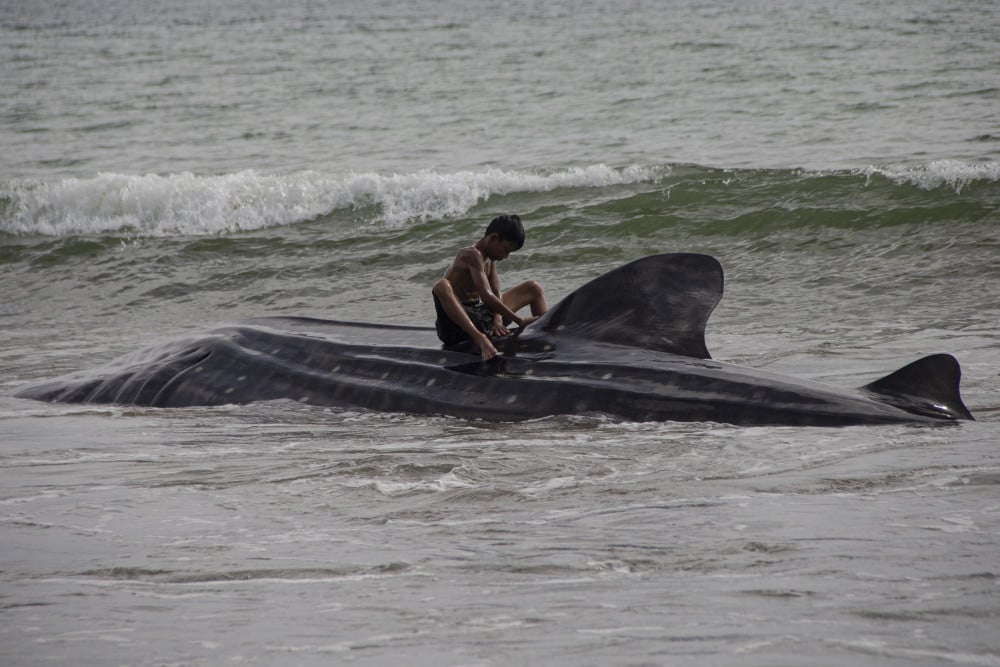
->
<box><xmin>484</xmin><ymin>214</ymin><xmax>525</xmax><ymax>251</ymax></box>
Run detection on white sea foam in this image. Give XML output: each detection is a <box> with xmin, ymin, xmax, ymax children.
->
<box><xmin>862</xmin><ymin>160</ymin><xmax>1000</xmax><ymax>194</ymax></box>
<box><xmin>0</xmin><ymin>164</ymin><xmax>661</xmax><ymax>237</ymax></box>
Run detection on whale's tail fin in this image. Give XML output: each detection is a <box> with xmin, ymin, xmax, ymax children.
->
<box><xmin>531</xmin><ymin>253</ymin><xmax>723</xmax><ymax>359</ymax></box>
<box><xmin>862</xmin><ymin>353</ymin><xmax>974</xmax><ymax>421</ymax></box>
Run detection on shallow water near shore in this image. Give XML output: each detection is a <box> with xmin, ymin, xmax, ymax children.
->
<box><xmin>2</xmin><ymin>0</ymin><xmax>999</xmax><ymax>664</ymax></box>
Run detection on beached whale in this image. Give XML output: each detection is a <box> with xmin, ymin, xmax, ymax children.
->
<box><xmin>15</xmin><ymin>253</ymin><xmax>973</xmax><ymax>426</ymax></box>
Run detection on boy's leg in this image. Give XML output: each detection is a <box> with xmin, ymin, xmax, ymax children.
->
<box><xmin>501</xmin><ymin>280</ymin><xmax>547</xmax><ymax>319</ymax></box>
<box><xmin>432</xmin><ymin>279</ymin><xmax>498</xmax><ymax>361</ymax></box>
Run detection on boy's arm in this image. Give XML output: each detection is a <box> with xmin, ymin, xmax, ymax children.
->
<box><xmin>487</xmin><ymin>260</ymin><xmax>502</xmax><ymax>298</ymax></box>
<box><xmin>462</xmin><ymin>249</ymin><xmax>523</xmax><ymax>326</ymax></box>
<box><xmin>486</xmin><ymin>259</ymin><xmax>508</xmax><ymax>334</ymax></box>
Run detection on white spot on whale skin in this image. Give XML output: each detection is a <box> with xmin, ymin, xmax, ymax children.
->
<box><xmin>225</xmin><ymin>387</ymin><xmax>234</xmax><ymax>394</ymax></box>
<box><xmin>426</xmin><ymin>378</ymin><xmax>436</xmax><ymax>387</ymax></box>
<box><xmin>506</xmin><ymin>395</ymin><xmax>518</xmax><ymax>404</ymax></box>
<box><xmin>236</xmin><ymin>375</ymin><xmax>246</xmax><ymax>382</ymax></box>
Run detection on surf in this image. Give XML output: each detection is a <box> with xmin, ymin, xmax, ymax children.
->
<box><xmin>0</xmin><ymin>164</ymin><xmax>663</xmax><ymax>237</ymax></box>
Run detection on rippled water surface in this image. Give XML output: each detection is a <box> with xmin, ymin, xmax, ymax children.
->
<box><xmin>2</xmin><ymin>0</ymin><xmax>999</xmax><ymax>664</ymax></box>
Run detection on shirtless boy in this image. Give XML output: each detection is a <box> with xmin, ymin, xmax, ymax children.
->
<box><xmin>432</xmin><ymin>214</ymin><xmax>547</xmax><ymax>360</ymax></box>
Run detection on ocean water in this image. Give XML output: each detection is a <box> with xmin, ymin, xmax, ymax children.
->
<box><xmin>2</xmin><ymin>0</ymin><xmax>999</xmax><ymax>665</ymax></box>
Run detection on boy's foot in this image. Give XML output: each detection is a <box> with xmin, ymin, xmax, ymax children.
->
<box><xmin>476</xmin><ymin>334</ymin><xmax>498</xmax><ymax>361</ymax></box>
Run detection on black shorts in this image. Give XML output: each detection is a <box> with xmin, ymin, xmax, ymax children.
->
<box><xmin>434</xmin><ymin>295</ymin><xmax>494</xmax><ymax>348</ymax></box>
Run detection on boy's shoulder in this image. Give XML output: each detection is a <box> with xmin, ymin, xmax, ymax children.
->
<box><xmin>454</xmin><ymin>245</ymin><xmax>483</xmax><ymax>267</ymax></box>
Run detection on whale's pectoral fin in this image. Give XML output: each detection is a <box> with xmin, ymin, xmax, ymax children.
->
<box><xmin>530</xmin><ymin>253</ymin><xmax>723</xmax><ymax>359</ymax></box>
<box><xmin>862</xmin><ymin>353</ymin><xmax>974</xmax><ymax>421</ymax></box>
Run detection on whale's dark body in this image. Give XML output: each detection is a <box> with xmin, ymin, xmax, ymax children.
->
<box><xmin>16</xmin><ymin>254</ymin><xmax>973</xmax><ymax>426</ymax></box>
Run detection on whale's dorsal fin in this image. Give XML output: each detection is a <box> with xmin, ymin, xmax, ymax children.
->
<box><xmin>532</xmin><ymin>253</ymin><xmax>723</xmax><ymax>359</ymax></box>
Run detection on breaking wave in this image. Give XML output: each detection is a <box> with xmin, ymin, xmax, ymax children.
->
<box><xmin>861</xmin><ymin>160</ymin><xmax>1000</xmax><ymax>194</ymax></box>
<box><xmin>0</xmin><ymin>164</ymin><xmax>662</xmax><ymax>237</ymax></box>
<box><xmin>2</xmin><ymin>160</ymin><xmax>996</xmax><ymax>239</ymax></box>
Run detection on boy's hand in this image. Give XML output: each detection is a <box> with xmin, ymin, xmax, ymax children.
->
<box><xmin>489</xmin><ymin>317</ymin><xmax>510</xmax><ymax>338</ymax></box>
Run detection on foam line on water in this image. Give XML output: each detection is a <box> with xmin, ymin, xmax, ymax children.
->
<box><xmin>0</xmin><ymin>165</ymin><xmax>663</xmax><ymax>238</ymax></box>
<box><xmin>861</xmin><ymin>160</ymin><xmax>1000</xmax><ymax>194</ymax></box>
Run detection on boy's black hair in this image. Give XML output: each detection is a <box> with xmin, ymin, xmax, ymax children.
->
<box><xmin>485</xmin><ymin>214</ymin><xmax>525</xmax><ymax>250</ymax></box>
